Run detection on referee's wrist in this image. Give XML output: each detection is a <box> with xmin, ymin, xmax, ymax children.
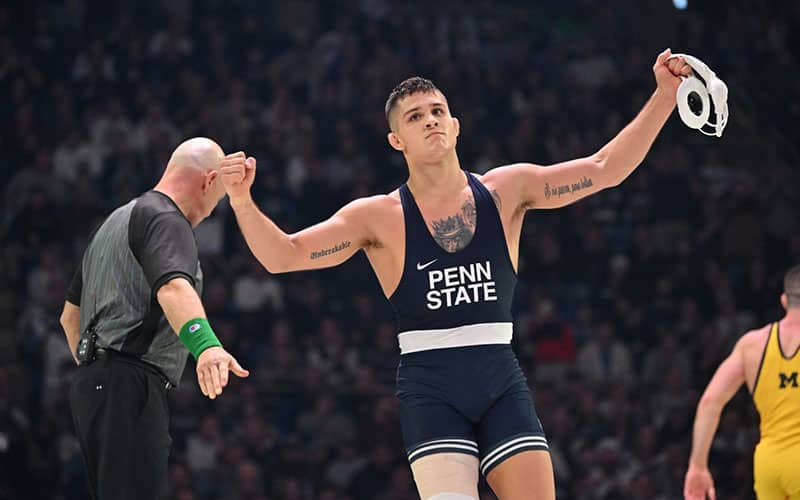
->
<box><xmin>179</xmin><ymin>318</ymin><xmax>222</xmax><ymax>359</ymax></box>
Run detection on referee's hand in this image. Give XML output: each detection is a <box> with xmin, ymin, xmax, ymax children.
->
<box><xmin>196</xmin><ymin>346</ymin><xmax>250</xmax><ymax>400</ymax></box>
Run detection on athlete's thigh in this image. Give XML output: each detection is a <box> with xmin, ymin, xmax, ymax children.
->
<box><xmin>399</xmin><ymin>393</ymin><xmax>481</xmax><ymax>499</ymax></box>
<box><xmin>753</xmin><ymin>474</ymin><xmax>785</xmax><ymax>500</ymax></box>
<box><xmin>476</xmin><ymin>383</ymin><xmax>549</xmax><ymax>477</ymax></box>
<box><xmin>786</xmin><ymin>447</ymin><xmax>800</xmax><ymax>500</ymax></box>
<box><xmin>754</xmin><ymin>446</ymin><xmax>786</xmax><ymax>500</ymax></box>
<box><xmin>399</xmin><ymin>392</ymin><xmax>479</xmax><ymax>461</ymax></box>
<box><xmin>477</xmin><ymin>383</ymin><xmax>553</xmax><ymax>499</ymax></box>
<box><xmin>485</xmin><ymin>450</ymin><xmax>555</xmax><ymax>500</ymax></box>
<box><xmin>411</xmin><ymin>453</ymin><xmax>480</xmax><ymax>500</ymax></box>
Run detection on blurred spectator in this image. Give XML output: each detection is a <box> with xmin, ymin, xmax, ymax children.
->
<box><xmin>348</xmin><ymin>444</ymin><xmax>398</xmax><ymax>500</ymax></box>
<box><xmin>576</xmin><ymin>319</ymin><xmax>635</xmax><ymax>384</ymax></box>
<box><xmin>641</xmin><ymin>333</ymin><xmax>692</xmax><ymax>387</ymax></box>
<box><xmin>522</xmin><ymin>298</ymin><xmax>577</xmax><ymax>384</ymax></box>
<box><xmin>296</xmin><ymin>394</ymin><xmax>356</xmax><ymax>450</ymax></box>
<box><xmin>324</xmin><ymin>442</ymin><xmax>368</xmax><ymax>491</ymax></box>
<box><xmin>186</xmin><ymin>415</ymin><xmax>224</xmax><ymax>495</ymax></box>
<box><xmin>1</xmin><ymin>1</ymin><xmax>797</xmax><ymax>498</ymax></box>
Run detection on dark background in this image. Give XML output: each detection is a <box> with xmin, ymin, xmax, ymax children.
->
<box><xmin>1</xmin><ymin>1</ymin><xmax>798</xmax><ymax>498</ymax></box>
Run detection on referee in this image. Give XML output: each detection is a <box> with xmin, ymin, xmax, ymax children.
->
<box><xmin>59</xmin><ymin>137</ymin><xmax>249</xmax><ymax>500</ymax></box>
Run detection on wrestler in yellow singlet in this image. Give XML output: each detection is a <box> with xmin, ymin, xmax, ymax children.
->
<box><xmin>684</xmin><ymin>265</ymin><xmax>800</xmax><ymax>500</ymax></box>
<box><xmin>752</xmin><ymin>321</ymin><xmax>800</xmax><ymax>499</ymax></box>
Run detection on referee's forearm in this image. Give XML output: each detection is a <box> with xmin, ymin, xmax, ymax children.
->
<box><xmin>60</xmin><ymin>301</ymin><xmax>81</xmax><ymax>363</ymax></box>
<box><xmin>156</xmin><ymin>277</ymin><xmax>208</xmax><ymax>336</ymax></box>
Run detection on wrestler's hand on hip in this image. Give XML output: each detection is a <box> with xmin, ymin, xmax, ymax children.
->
<box><xmin>653</xmin><ymin>48</ymin><xmax>692</xmax><ymax>96</ymax></box>
<box><xmin>221</xmin><ymin>152</ymin><xmax>257</xmax><ymax>206</ymax></box>
<box><xmin>196</xmin><ymin>346</ymin><xmax>250</xmax><ymax>400</ymax></box>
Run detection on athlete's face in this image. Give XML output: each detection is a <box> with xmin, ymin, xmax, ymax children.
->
<box><xmin>387</xmin><ymin>91</ymin><xmax>459</xmax><ymax>161</ymax></box>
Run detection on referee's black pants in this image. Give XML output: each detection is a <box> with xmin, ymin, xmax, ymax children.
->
<box><xmin>69</xmin><ymin>352</ymin><xmax>172</xmax><ymax>500</ymax></box>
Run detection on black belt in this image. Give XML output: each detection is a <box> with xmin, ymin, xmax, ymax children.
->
<box><xmin>92</xmin><ymin>348</ymin><xmax>174</xmax><ymax>390</ymax></box>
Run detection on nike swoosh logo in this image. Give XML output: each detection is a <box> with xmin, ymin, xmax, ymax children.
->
<box><xmin>416</xmin><ymin>259</ymin><xmax>438</xmax><ymax>271</ymax></box>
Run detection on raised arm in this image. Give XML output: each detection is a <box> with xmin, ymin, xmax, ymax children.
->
<box><xmin>683</xmin><ymin>338</ymin><xmax>747</xmax><ymax>500</ymax></box>
<box><xmin>486</xmin><ymin>48</ymin><xmax>691</xmax><ymax>211</ymax></box>
<box><xmin>222</xmin><ymin>153</ymin><xmax>375</xmax><ymax>274</ymax></box>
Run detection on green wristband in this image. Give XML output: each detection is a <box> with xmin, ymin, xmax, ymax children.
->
<box><xmin>179</xmin><ymin>318</ymin><xmax>222</xmax><ymax>359</ymax></box>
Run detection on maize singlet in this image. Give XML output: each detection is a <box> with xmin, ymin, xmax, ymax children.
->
<box><xmin>751</xmin><ymin>322</ymin><xmax>800</xmax><ymax>499</ymax></box>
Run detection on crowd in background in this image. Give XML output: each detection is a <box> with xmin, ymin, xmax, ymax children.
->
<box><xmin>1</xmin><ymin>1</ymin><xmax>799</xmax><ymax>499</ymax></box>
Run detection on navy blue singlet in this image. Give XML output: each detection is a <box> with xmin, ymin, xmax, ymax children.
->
<box><xmin>388</xmin><ymin>172</ymin><xmax>549</xmax><ymax>476</ymax></box>
<box><xmin>389</xmin><ymin>171</ymin><xmax>517</xmax><ymax>353</ymax></box>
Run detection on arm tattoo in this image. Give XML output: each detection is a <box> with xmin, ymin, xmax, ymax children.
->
<box><xmin>310</xmin><ymin>240</ymin><xmax>351</xmax><ymax>260</ymax></box>
<box><xmin>543</xmin><ymin>176</ymin><xmax>594</xmax><ymax>200</ymax></box>
<box><xmin>430</xmin><ymin>198</ymin><xmax>476</xmax><ymax>252</ymax></box>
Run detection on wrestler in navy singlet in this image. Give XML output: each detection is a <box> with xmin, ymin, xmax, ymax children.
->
<box><xmin>389</xmin><ymin>171</ymin><xmax>548</xmax><ymax>477</ymax></box>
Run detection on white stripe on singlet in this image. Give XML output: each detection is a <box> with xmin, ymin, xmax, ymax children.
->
<box><xmin>397</xmin><ymin>322</ymin><xmax>512</xmax><ymax>354</ymax></box>
<box><xmin>408</xmin><ymin>440</ymin><xmax>480</xmax><ymax>462</ymax></box>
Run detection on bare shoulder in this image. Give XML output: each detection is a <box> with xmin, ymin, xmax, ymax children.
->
<box><xmin>481</xmin><ymin>163</ymin><xmax>541</xmax><ymax>196</ymax></box>
<box><xmin>344</xmin><ymin>193</ymin><xmax>400</xmax><ymax>213</ymax></box>
<box><xmin>341</xmin><ymin>193</ymin><xmax>402</xmax><ymax>228</ymax></box>
<box><xmin>384</xmin><ymin>188</ymin><xmax>402</xmax><ymax>202</ymax></box>
<box><xmin>374</xmin><ymin>191</ymin><xmax>402</xmax><ymax>219</ymax></box>
<box><xmin>479</xmin><ymin>163</ymin><xmax>536</xmax><ymax>186</ymax></box>
<box><xmin>476</xmin><ymin>164</ymin><xmax>538</xmax><ymax>209</ymax></box>
<box><xmin>736</xmin><ymin>323</ymin><xmax>772</xmax><ymax>354</ymax></box>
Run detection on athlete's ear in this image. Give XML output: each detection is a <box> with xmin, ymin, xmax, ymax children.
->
<box><xmin>452</xmin><ymin>117</ymin><xmax>460</xmax><ymax>137</ymax></box>
<box><xmin>388</xmin><ymin>131</ymin><xmax>404</xmax><ymax>152</ymax></box>
<box><xmin>781</xmin><ymin>293</ymin><xmax>788</xmax><ymax>310</ymax></box>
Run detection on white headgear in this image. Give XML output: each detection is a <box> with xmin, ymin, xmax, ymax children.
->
<box><xmin>669</xmin><ymin>53</ymin><xmax>729</xmax><ymax>138</ymax></box>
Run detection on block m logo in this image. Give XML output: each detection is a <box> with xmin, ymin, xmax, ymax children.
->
<box><xmin>779</xmin><ymin>372</ymin><xmax>799</xmax><ymax>389</ymax></box>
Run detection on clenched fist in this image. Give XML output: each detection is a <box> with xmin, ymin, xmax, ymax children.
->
<box><xmin>221</xmin><ymin>151</ymin><xmax>257</xmax><ymax>206</ymax></box>
<box><xmin>653</xmin><ymin>48</ymin><xmax>693</xmax><ymax>97</ymax></box>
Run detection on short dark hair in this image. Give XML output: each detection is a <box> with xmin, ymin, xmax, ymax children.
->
<box><xmin>785</xmin><ymin>265</ymin><xmax>800</xmax><ymax>307</ymax></box>
<box><xmin>385</xmin><ymin>77</ymin><xmax>440</xmax><ymax>126</ymax></box>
